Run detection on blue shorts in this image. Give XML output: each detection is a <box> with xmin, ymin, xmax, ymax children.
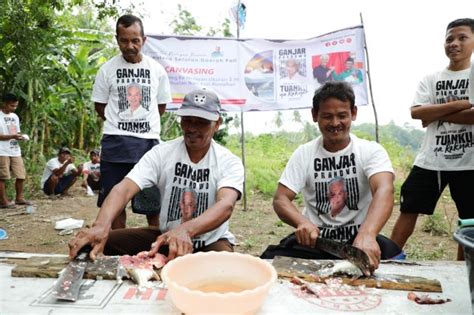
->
<box><xmin>400</xmin><ymin>166</ymin><xmax>474</xmax><ymax>219</ymax></box>
<box><xmin>43</xmin><ymin>174</ymin><xmax>76</xmax><ymax>195</ymax></box>
<box><xmin>97</xmin><ymin>160</ymin><xmax>160</xmax><ymax>215</ymax></box>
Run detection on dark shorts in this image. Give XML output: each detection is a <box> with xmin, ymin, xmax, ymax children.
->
<box><xmin>400</xmin><ymin>166</ymin><xmax>473</xmax><ymax>219</ymax></box>
<box><xmin>43</xmin><ymin>174</ymin><xmax>76</xmax><ymax>195</ymax></box>
<box><xmin>103</xmin><ymin>226</ymin><xmax>233</xmax><ymax>256</ymax></box>
<box><xmin>87</xmin><ymin>177</ymin><xmax>102</xmax><ymax>191</ymax></box>
<box><xmin>97</xmin><ymin>160</ymin><xmax>160</xmax><ymax>215</ymax></box>
<box><xmin>260</xmin><ymin>233</ymin><xmax>402</xmax><ymax>260</ymax></box>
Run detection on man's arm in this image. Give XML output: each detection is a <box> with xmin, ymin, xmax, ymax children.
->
<box><xmin>158</xmin><ymin>103</ymin><xmax>166</xmax><ymax>116</ymax></box>
<box><xmin>353</xmin><ymin>171</ymin><xmax>394</xmax><ymax>271</ymax></box>
<box><xmin>95</xmin><ymin>102</ymin><xmax>106</xmax><ymax>120</ymax></box>
<box><xmin>273</xmin><ymin>184</ymin><xmax>319</xmax><ymax>247</ymax></box>
<box><xmin>0</xmin><ymin>134</ymin><xmax>23</xmax><ymax>141</ymax></box>
<box><xmin>436</xmin><ymin>107</ymin><xmax>474</xmax><ymax>124</ymax></box>
<box><xmin>411</xmin><ymin>99</ymin><xmax>471</xmax><ymax>124</ymax></box>
<box><xmin>69</xmin><ymin>178</ymin><xmax>140</xmax><ymax>260</ymax></box>
<box><xmin>149</xmin><ymin>187</ymin><xmax>239</xmax><ymax>260</ymax></box>
<box><xmin>51</xmin><ymin>158</ymin><xmax>74</xmax><ymax>177</ymax></box>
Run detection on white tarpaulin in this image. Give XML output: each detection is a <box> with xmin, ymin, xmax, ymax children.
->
<box><xmin>143</xmin><ymin>25</ymin><xmax>368</xmax><ymax>112</ymax></box>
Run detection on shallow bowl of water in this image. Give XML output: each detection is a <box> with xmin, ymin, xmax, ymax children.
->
<box><xmin>161</xmin><ymin>251</ymin><xmax>277</xmax><ymax>315</ymax></box>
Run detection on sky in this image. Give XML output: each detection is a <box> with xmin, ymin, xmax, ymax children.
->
<box><xmin>129</xmin><ymin>0</ymin><xmax>474</xmax><ymax>134</ymax></box>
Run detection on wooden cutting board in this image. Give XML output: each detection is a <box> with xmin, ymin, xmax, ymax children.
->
<box><xmin>10</xmin><ymin>255</ymin><xmax>119</xmax><ymax>280</ymax></box>
<box><xmin>272</xmin><ymin>256</ymin><xmax>442</xmax><ymax>293</ymax></box>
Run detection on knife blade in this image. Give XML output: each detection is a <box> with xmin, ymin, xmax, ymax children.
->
<box><xmin>53</xmin><ymin>245</ymin><xmax>91</xmax><ymax>301</ymax></box>
<box><xmin>315</xmin><ymin>237</ymin><xmax>372</xmax><ymax>275</ymax></box>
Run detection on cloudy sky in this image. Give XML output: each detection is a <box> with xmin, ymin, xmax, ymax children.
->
<box><xmin>132</xmin><ymin>0</ymin><xmax>474</xmax><ymax>133</ymax></box>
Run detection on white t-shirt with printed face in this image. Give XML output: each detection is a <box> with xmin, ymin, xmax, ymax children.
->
<box><xmin>279</xmin><ymin>134</ymin><xmax>394</xmax><ymax>243</ymax></box>
<box><xmin>83</xmin><ymin>161</ymin><xmax>100</xmax><ymax>180</ymax></box>
<box><xmin>40</xmin><ymin>157</ymin><xmax>77</xmax><ymax>187</ymax></box>
<box><xmin>91</xmin><ymin>54</ymin><xmax>172</xmax><ymax>140</ymax></box>
<box><xmin>126</xmin><ymin>138</ymin><xmax>244</xmax><ymax>249</ymax></box>
<box><xmin>411</xmin><ymin>68</ymin><xmax>473</xmax><ymax>170</ymax></box>
<box><xmin>0</xmin><ymin>112</ymin><xmax>21</xmax><ymax>157</ymax></box>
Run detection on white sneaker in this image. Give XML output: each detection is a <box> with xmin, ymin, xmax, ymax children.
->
<box><xmin>86</xmin><ymin>186</ymin><xmax>95</xmax><ymax>196</ymax></box>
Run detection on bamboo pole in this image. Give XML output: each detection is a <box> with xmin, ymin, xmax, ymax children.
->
<box><xmin>237</xmin><ymin>0</ymin><xmax>248</xmax><ymax>211</ymax></box>
<box><xmin>360</xmin><ymin>13</ymin><xmax>379</xmax><ymax>143</ymax></box>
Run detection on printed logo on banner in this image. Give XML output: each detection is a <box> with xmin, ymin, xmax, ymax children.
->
<box><xmin>278</xmin><ymin>48</ymin><xmax>309</xmax><ymax>100</ymax></box>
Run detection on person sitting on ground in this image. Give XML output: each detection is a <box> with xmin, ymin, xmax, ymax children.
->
<box><xmin>41</xmin><ymin>147</ymin><xmax>83</xmax><ymax>196</ymax></box>
<box><xmin>260</xmin><ymin>81</ymin><xmax>402</xmax><ymax>275</ymax></box>
<box><xmin>68</xmin><ymin>88</ymin><xmax>244</xmax><ymax>261</ymax></box>
<box><xmin>81</xmin><ymin>149</ymin><xmax>101</xmax><ymax>196</ymax></box>
<box><xmin>0</xmin><ymin>93</ymin><xmax>32</xmax><ymax>208</ymax></box>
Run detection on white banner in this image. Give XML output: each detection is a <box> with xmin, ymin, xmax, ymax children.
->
<box><xmin>143</xmin><ymin>25</ymin><xmax>368</xmax><ymax>111</ymax></box>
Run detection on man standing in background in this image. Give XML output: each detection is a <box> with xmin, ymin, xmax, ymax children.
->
<box><xmin>92</xmin><ymin>14</ymin><xmax>171</xmax><ymax>229</ymax></box>
<box><xmin>0</xmin><ymin>93</ymin><xmax>31</xmax><ymax>208</ymax></box>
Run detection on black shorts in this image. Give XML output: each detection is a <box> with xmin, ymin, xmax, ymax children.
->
<box><xmin>97</xmin><ymin>160</ymin><xmax>160</xmax><ymax>215</ymax></box>
<box><xmin>43</xmin><ymin>174</ymin><xmax>76</xmax><ymax>195</ymax></box>
<box><xmin>260</xmin><ymin>233</ymin><xmax>402</xmax><ymax>260</ymax></box>
<box><xmin>400</xmin><ymin>166</ymin><xmax>473</xmax><ymax>218</ymax></box>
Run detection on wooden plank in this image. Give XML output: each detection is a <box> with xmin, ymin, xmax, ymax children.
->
<box><xmin>10</xmin><ymin>256</ymin><xmax>119</xmax><ymax>280</ymax></box>
<box><xmin>273</xmin><ymin>256</ymin><xmax>442</xmax><ymax>293</ymax></box>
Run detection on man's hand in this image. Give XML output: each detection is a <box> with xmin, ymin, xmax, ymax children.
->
<box><xmin>295</xmin><ymin>221</ymin><xmax>319</xmax><ymax>247</ymax></box>
<box><xmin>13</xmin><ymin>133</ymin><xmax>24</xmax><ymax>140</ymax></box>
<box><xmin>352</xmin><ymin>233</ymin><xmax>380</xmax><ymax>275</ymax></box>
<box><xmin>66</xmin><ymin>156</ymin><xmax>75</xmax><ymax>165</ymax></box>
<box><xmin>149</xmin><ymin>226</ymin><xmax>193</xmax><ymax>260</ymax></box>
<box><xmin>68</xmin><ymin>224</ymin><xmax>109</xmax><ymax>261</ymax></box>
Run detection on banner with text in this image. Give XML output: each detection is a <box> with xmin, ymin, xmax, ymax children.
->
<box><xmin>143</xmin><ymin>25</ymin><xmax>368</xmax><ymax>111</ymax></box>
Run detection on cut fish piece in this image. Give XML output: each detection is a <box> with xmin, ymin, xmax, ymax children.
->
<box><xmin>318</xmin><ymin>260</ymin><xmax>363</xmax><ymax>278</ymax></box>
<box><xmin>119</xmin><ymin>251</ymin><xmax>167</xmax><ymax>289</ymax></box>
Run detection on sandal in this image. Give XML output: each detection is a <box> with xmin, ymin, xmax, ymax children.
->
<box><xmin>15</xmin><ymin>200</ymin><xmax>33</xmax><ymax>206</ymax></box>
<box><xmin>0</xmin><ymin>201</ymin><xmax>16</xmax><ymax>209</ymax></box>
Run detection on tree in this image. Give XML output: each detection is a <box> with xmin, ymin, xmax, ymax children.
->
<box><xmin>0</xmin><ymin>0</ymin><xmax>121</xmax><ymax>191</ymax></box>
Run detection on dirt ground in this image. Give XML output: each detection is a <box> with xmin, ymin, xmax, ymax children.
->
<box><xmin>0</xmin><ymin>181</ymin><xmax>460</xmax><ymax>260</ymax></box>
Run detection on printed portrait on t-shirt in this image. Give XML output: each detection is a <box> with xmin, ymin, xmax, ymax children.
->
<box><xmin>180</xmin><ymin>188</ymin><xmax>197</xmax><ymax>223</ymax></box>
<box><xmin>118</xmin><ymin>83</ymin><xmax>149</xmax><ymax>120</ymax></box>
<box><xmin>327</xmin><ymin>177</ymin><xmax>348</xmax><ymax>218</ymax></box>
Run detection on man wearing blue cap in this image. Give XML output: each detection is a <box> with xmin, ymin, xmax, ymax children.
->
<box><xmin>69</xmin><ymin>89</ymin><xmax>244</xmax><ymax>261</ymax></box>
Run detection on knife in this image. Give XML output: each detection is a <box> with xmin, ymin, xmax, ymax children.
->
<box><xmin>315</xmin><ymin>237</ymin><xmax>372</xmax><ymax>275</ymax></box>
<box><xmin>53</xmin><ymin>245</ymin><xmax>92</xmax><ymax>301</ymax></box>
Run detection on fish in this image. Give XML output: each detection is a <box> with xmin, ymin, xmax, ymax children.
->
<box><xmin>119</xmin><ymin>251</ymin><xmax>167</xmax><ymax>290</ymax></box>
<box><xmin>407</xmin><ymin>292</ymin><xmax>452</xmax><ymax>304</ymax></box>
<box><xmin>318</xmin><ymin>260</ymin><xmax>363</xmax><ymax>278</ymax></box>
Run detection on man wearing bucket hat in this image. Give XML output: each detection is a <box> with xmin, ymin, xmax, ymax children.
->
<box><xmin>69</xmin><ymin>88</ymin><xmax>244</xmax><ymax>261</ymax></box>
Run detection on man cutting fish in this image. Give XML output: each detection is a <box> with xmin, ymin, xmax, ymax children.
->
<box><xmin>261</xmin><ymin>82</ymin><xmax>402</xmax><ymax>274</ymax></box>
<box><xmin>69</xmin><ymin>88</ymin><xmax>244</xmax><ymax>261</ymax></box>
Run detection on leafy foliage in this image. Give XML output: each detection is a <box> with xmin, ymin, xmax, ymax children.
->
<box><xmin>0</xmin><ymin>0</ymin><xmax>118</xmax><ymax>192</ymax></box>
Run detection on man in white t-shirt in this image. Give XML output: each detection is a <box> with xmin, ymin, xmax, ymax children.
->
<box><xmin>92</xmin><ymin>14</ymin><xmax>172</xmax><ymax>229</ymax></box>
<box><xmin>390</xmin><ymin>18</ymin><xmax>474</xmax><ymax>260</ymax></box>
<box><xmin>41</xmin><ymin>147</ymin><xmax>82</xmax><ymax>196</ymax></box>
<box><xmin>0</xmin><ymin>93</ymin><xmax>31</xmax><ymax>208</ymax></box>
<box><xmin>260</xmin><ymin>82</ymin><xmax>401</xmax><ymax>275</ymax></box>
<box><xmin>69</xmin><ymin>89</ymin><xmax>244</xmax><ymax>261</ymax></box>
